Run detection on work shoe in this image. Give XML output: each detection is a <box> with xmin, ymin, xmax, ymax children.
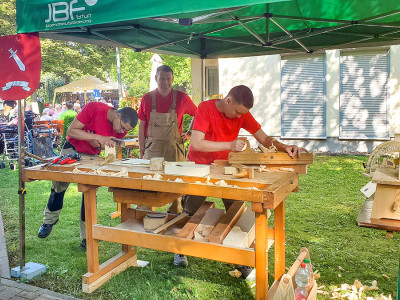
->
<box><xmin>173</xmin><ymin>254</ymin><xmax>188</xmax><ymax>267</ymax></box>
<box><xmin>236</xmin><ymin>265</ymin><xmax>253</xmax><ymax>279</ymax></box>
<box><xmin>80</xmin><ymin>239</ymin><xmax>86</xmax><ymax>250</ymax></box>
<box><xmin>37</xmin><ymin>219</ymin><xmax>58</xmax><ymax>238</ymax></box>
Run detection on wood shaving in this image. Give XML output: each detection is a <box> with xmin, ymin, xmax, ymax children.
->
<box><xmin>113</xmin><ymin>167</ymin><xmax>128</xmax><ymax>177</ymax></box>
<box><xmin>228</xmin><ymin>269</ymin><xmax>242</xmax><ymax>278</ymax></box>
<box><xmin>72</xmin><ymin>168</ymin><xmax>85</xmax><ymax>174</ymax></box>
<box><xmin>339</xmin><ymin>266</ymin><xmax>345</xmax><ymax>271</ymax></box>
<box><xmin>247</xmin><ymin>186</ymin><xmax>260</xmax><ymax>190</ymax></box>
<box><xmin>174</xmin><ymin>177</ymin><xmax>183</xmax><ymax>183</ymax></box>
<box><xmin>99</xmin><ymin>153</ymin><xmax>117</xmax><ymax>165</ymax></box>
<box><xmin>382</xmin><ymin>274</ymin><xmax>390</xmax><ymax>280</ymax></box>
<box><xmin>279</xmin><ymin>167</ymin><xmax>294</xmax><ymax>172</ymax></box>
<box><xmin>142</xmin><ymin>174</ymin><xmax>163</xmax><ymax>180</ymax></box>
<box><xmin>215</xmin><ymin>180</ymin><xmax>231</xmax><ymax>187</ymax></box>
<box><xmin>259</xmin><ymin>141</ymin><xmax>277</xmax><ymax>154</ymax></box>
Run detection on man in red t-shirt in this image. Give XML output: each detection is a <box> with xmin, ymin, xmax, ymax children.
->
<box><xmin>38</xmin><ymin>102</ymin><xmax>138</xmax><ymax>248</ymax></box>
<box><xmin>180</xmin><ymin>85</ymin><xmax>305</xmax><ymax>271</ymax></box>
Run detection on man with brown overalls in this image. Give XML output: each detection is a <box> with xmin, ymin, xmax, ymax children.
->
<box><xmin>138</xmin><ymin>64</ymin><xmax>197</xmax><ymax>224</ymax></box>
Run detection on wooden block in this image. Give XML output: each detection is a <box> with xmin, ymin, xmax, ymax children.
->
<box><xmin>150</xmin><ymin>157</ymin><xmax>164</xmax><ymax>171</ymax></box>
<box><xmin>105</xmin><ymin>145</ymin><xmax>116</xmax><ymax>158</ymax></box>
<box><xmin>164</xmin><ymin>163</ymin><xmax>210</xmax><ymax>177</ymax></box>
<box><xmin>194</xmin><ymin>208</ymin><xmax>225</xmax><ymax>242</ymax></box>
<box><xmin>208</xmin><ymin>202</ymin><xmax>246</xmax><ymax>244</ymax></box>
<box><xmin>176</xmin><ymin>201</ymin><xmax>214</xmax><ymax>239</ymax></box>
<box><xmin>371</xmin><ymin>184</ymin><xmax>400</xmax><ymax>220</ymax></box>
<box><xmin>224</xmin><ymin>166</ymin><xmax>238</xmax><ymax>175</ymax></box>
<box><xmin>143</xmin><ymin>213</ymin><xmax>168</xmax><ymax>230</ymax></box>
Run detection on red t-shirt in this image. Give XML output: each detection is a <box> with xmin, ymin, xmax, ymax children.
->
<box><xmin>138</xmin><ymin>89</ymin><xmax>197</xmax><ymax>137</ymax></box>
<box><xmin>67</xmin><ymin>102</ymin><xmax>126</xmax><ymax>155</ymax></box>
<box><xmin>188</xmin><ymin>99</ymin><xmax>261</xmax><ymax>165</ymax></box>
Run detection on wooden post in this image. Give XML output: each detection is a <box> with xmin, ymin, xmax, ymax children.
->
<box><xmin>274</xmin><ymin>200</ymin><xmax>285</xmax><ymax>280</ymax></box>
<box><xmin>255</xmin><ymin>209</ymin><xmax>269</xmax><ymax>299</ymax></box>
<box><xmin>83</xmin><ymin>186</ymin><xmax>99</xmax><ymax>273</ymax></box>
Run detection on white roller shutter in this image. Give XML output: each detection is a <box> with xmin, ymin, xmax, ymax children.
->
<box><xmin>281</xmin><ymin>56</ymin><xmax>326</xmax><ymax>139</ymax></box>
<box><xmin>340</xmin><ymin>51</ymin><xmax>389</xmax><ymax>139</ymax></box>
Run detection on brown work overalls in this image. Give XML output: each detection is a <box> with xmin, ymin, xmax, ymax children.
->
<box><xmin>142</xmin><ymin>90</ymin><xmax>185</xmax><ymax>213</ymax></box>
<box><xmin>143</xmin><ymin>90</ymin><xmax>185</xmax><ymax>162</ymax></box>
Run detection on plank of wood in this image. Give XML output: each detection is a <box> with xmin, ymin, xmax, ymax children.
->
<box><xmin>176</xmin><ymin>201</ymin><xmax>214</xmax><ymax>239</ymax></box>
<box><xmin>229</xmin><ymin>151</ymin><xmax>314</xmax><ymax>165</ymax></box>
<box><xmin>153</xmin><ymin>213</ymin><xmax>189</xmax><ymax>234</ymax></box>
<box><xmin>360</xmin><ymin>181</ymin><xmax>377</xmax><ymax>198</ymax></box>
<box><xmin>194</xmin><ymin>208</ymin><xmax>225</xmax><ymax>242</ymax></box>
<box><xmin>208</xmin><ymin>202</ymin><xmax>246</xmax><ymax>244</ymax></box>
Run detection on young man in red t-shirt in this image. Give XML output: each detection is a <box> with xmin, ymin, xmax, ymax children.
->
<box><xmin>179</xmin><ymin>85</ymin><xmax>305</xmax><ymax>271</ymax></box>
<box><xmin>38</xmin><ymin>102</ymin><xmax>138</xmax><ymax>248</ymax></box>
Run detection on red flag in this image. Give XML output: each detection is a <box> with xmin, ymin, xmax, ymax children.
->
<box><xmin>0</xmin><ymin>33</ymin><xmax>41</xmax><ymax>100</ymax></box>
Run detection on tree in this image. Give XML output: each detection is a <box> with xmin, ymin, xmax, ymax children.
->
<box><xmin>0</xmin><ymin>0</ymin><xmax>16</xmax><ymax>36</ymax></box>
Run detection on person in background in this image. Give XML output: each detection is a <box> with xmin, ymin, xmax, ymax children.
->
<box><xmin>59</xmin><ymin>102</ymin><xmax>78</xmax><ymax>145</ymax></box>
<box><xmin>24</xmin><ymin>104</ymin><xmax>37</xmax><ymax>130</ymax></box>
<box><xmin>48</xmin><ymin>104</ymin><xmax>55</xmax><ymax>116</ymax></box>
<box><xmin>61</xmin><ymin>102</ymin><xmax>67</xmax><ymax>112</ymax></box>
<box><xmin>37</xmin><ymin>102</ymin><xmax>138</xmax><ymax>249</ymax></box>
<box><xmin>40</xmin><ymin>108</ymin><xmax>53</xmax><ymax>121</ymax></box>
<box><xmin>73</xmin><ymin>102</ymin><xmax>81</xmax><ymax>113</ymax></box>
<box><xmin>52</xmin><ymin>104</ymin><xmax>63</xmax><ymax>120</ymax></box>
<box><xmin>138</xmin><ymin>65</ymin><xmax>197</xmax><ymax>218</ymax></box>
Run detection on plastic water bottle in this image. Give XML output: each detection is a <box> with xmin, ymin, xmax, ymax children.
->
<box><xmin>303</xmin><ymin>258</ymin><xmax>313</xmax><ymax>289</ymax></box>
<box><xmin>294</xmin><ymin>263</ymin><xmax>309</xmax><ymax>300</ymax></box>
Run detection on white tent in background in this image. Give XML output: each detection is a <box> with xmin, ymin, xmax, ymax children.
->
<box><xmin>149</xmin><ymin>54</ymin><xmax>162</xmax><ymax>92</ymax></box>
<box><xmin>53</xmin><ymin>76</ymin><xmax>118</xmax><ymax>103</ymax></box>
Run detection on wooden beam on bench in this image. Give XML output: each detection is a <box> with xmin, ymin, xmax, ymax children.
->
<box><xmin>208</xmin><ymin>201</ymin><xmax>246</xmax><ymax>244</ymax></box>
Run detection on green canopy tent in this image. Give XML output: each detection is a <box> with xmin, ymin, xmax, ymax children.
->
<box><xmin>16</xmin><ymin>0</ymin><xmax>400</xmax><ymax>58</ymax></box>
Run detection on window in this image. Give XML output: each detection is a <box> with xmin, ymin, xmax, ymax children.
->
<box><xmin>340</xmin><ymin>51</ymin><xmax>389</xmax><ymax>139</ymax></box>
<box><xmin>206</xmin><ymin>67</ymin><xmax>219</xmax><ymax>99</ymax></box>
<box><xmin>281</xmin><ymin>56</ymin><xmax>326</xmax><ymax>138</ymax></box>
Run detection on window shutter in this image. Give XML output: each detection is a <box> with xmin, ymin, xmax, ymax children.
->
<box><xmin>281</xmin><ymin>56</ymin><xmax>326</xmax><ymax>139</ymax></box>
<box><xmin>340</xmin><ymin>51</ymin><xmax>389</xmax><ymax>139</ymax></box>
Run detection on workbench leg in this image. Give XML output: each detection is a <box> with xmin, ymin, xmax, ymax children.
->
<box><xmin>274</xmin><ymin>200</ymin><xmax>285</xmax><ymax>280</ymax></box>
<box><xmin>255</xmin><ymin>209</ymin><xmax>269</xmax><ymax>300</ymax></box>
<box><xmin>84</xmin><ymin>188</ymin><xmax>99</xmax><ymax>274</ymax></box>
<box><xmin>121</xmin><ymin>203</ymin><xmax>136</xmax><ymax>255</ymax></box>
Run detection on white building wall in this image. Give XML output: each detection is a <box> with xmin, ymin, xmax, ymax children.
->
<box><xmin>191</xmin><ymin>46</ymin><xmax>400</xmax><ymax>153</ymax></box>
<box><xmin>218</xmin><ymin>55</ymin><xmax>282</xmax><ymax>137</ymax></box>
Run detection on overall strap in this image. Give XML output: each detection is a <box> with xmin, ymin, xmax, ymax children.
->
<box><xmin>151</xmin><ymin>91</ymin><xmax>157</xmax><ymax>112</ymax></box>
<box><xmin>169</xmin><ymin>89</ymin><xmax>177</xmax><ymax>113</ymax></box>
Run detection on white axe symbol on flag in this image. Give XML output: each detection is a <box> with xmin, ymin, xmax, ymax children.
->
<box><xmin>8</xmin><ymin>48</ymin><xmax>26</xmax><ymax>71</ymax></box>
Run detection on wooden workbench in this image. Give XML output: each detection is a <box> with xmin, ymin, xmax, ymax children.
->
<box><xmin>23</xmin><ymin>157</ymin><xmax>299</xmax><ymax>300</ymax></box>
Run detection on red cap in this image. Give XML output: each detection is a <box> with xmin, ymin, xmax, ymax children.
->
<box><xmin>301</xmin><ymin>263</ymin><xmax>306</xmax><ymax>268</ymax></box>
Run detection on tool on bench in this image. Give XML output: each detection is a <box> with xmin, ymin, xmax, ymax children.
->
<box><xmin>51</xmin><ymin>153</ymin><xmax>81</xmax><ymax>165</ymax></box>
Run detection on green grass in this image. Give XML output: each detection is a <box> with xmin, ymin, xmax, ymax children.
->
<box><xmin>0</xmin><ymin>155</ymin><xmax>398</xmax><ymax>299</ymax></box>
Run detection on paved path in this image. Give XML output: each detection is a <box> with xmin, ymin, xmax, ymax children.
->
<box><xmin>0</xmin><ymin>210</ymin><xmax>80</xmax><ymax>300</ymax></box>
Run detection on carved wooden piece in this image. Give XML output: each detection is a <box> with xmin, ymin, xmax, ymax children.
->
<box><xmin>176</xmin><ymin>201</ymin><xmax>215</xmax><ymax>239</ymax></box>
<box><xmin>229</xmin><ymin>151</ymin><xmax>314</xmax><ymax>165</ymax></box>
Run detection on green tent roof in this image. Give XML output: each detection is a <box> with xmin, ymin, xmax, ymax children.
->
<box><xmin>16</xmin><ymin>0</ymin><xmax>400</xmax><ymax>58</ymax></box>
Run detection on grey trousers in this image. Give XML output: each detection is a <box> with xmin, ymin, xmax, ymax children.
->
<box><xmin>181</xmin><ymin>195</ymin><xmax>236</xmax><ymax>216</ymax></box>
<box><xmin>43</xmin><ymin>146</ymin><xmax>92</xmax><ymax>240</ymax></box>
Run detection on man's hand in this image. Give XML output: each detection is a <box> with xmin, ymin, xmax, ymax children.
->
<box><xmin>231</xmin><ymin>138</ymin><xmax>247</xmax><ymax>152</ymax></box>
<box><xmin>284</xmin><ymin>145</ymin><xmax>308</xmax><ymax>158</ymax></box>
<box><xmin>96</xmin><ymin>136</ymin><xmax>115</xmax><ymax>147</ymax></box>
<box><xmin>88</xmin><ymin>140</ymin><xmax>101</xmax><ymax>149</ymax></box>
<box><xmin>181</xmin><ymin>132</ymin><xmax>191</xmax><ymax>142</ymax></box>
